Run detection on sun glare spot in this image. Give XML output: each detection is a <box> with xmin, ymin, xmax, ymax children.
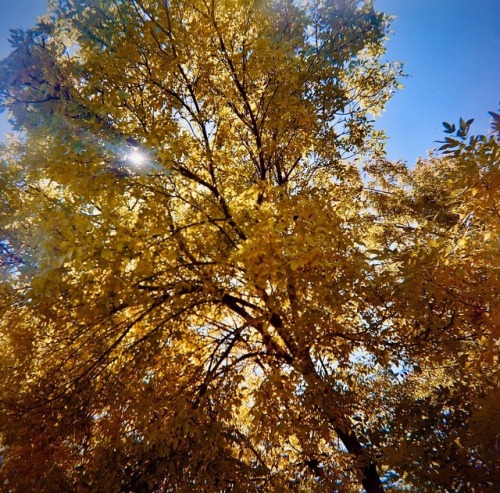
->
<box><xmin>127</xmin><ymin>149</ymin><xmax>147</xmax><ymax>166</ymax></box>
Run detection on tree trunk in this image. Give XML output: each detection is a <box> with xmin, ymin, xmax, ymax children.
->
<box><xmin>295</xmin><ymin>351</ymin><xmax>385</xmax><ymax>493</ymax></box>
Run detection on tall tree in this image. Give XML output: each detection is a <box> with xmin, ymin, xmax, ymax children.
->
<box><xmin>0</xmin><ymin>1</ymin><xmax>497</xmax><ymax>492</ymax></box>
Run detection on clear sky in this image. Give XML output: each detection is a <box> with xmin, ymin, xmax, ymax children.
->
<box><xmin>1</xmin><ymin>0</ymin><xmax>499</xmax><ymax>164</ymax></box>
<box><xmin>376</xmin><ymin>0</ymin><xmax>500</xmax><ymax>164</ymax></box>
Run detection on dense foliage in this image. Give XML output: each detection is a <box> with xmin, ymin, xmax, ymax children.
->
<box><xmin>0</xmin><ymin>0</ymin><xmax>498</xmax><ymax>491</ymax></box>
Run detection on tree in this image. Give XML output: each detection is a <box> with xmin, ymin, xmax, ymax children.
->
<box><xmin>0</xmin><ymin>0</ymin><xmax>497</xmax><ymax>491</ymax></box>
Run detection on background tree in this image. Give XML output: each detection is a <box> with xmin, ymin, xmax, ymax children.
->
<box><xmin>0</xmin><ymin>1</ymin><xmax>497</xmax><ymax>492</ymax></box>
<box><xmin>364</xmin><ymin>113</ymin><xmax>499</xmax><ymax>491</ymax></box>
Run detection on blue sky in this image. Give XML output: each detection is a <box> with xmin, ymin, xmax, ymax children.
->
<box><xmin>0</xmin><ymin>0</ymin><xmax>47</xmax><ymax>57</ymax></box>
<box><xmin>376</xmin><ymin>0</ymin><xmax>500</xmax><ymax>163</ymax></box>
<box><xmin>1</xmin><ymin>0</ymin><xmax>499</xmax><ymax>164</ymax></box>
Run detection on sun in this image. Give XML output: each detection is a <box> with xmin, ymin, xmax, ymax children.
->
<box><xmin>126</xmin><ymin>148</ymin><xmax>147</xmax><ymax>166</ymax></box>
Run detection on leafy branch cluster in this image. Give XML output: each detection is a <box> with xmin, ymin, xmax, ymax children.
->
<box><xmin>0</xmin><ymin>1</ymin><xmax>498</xmax><ymax>492</ymax></box>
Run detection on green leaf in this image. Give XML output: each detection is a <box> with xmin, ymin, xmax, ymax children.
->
<box><xmin>72</xmin><ymin>142</ymin><xmax>85</xmax><ymax>155</ymax></box>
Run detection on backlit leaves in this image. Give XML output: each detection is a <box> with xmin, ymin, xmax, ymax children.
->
<box><xmin>0</xmin><ymin>1</ymin><xmax>497</xmax><ymax>492</ymax></box>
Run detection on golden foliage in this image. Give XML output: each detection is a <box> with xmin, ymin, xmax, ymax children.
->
<box><xmin>0</xmin><ymin>1</ymin><xmax>497</xmax><ymax>492</ymax></box>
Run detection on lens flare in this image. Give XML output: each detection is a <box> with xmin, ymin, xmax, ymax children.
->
<box><xmin>127</xmin><ymin>149</ymin><xmax>146</xmax><ymax>166</ymax></box>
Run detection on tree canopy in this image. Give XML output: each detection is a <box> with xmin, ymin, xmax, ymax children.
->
<box><xmin>0</xmin><ymin>0</ymin><xmax>498</xmax><ymax>492</ymax></box>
